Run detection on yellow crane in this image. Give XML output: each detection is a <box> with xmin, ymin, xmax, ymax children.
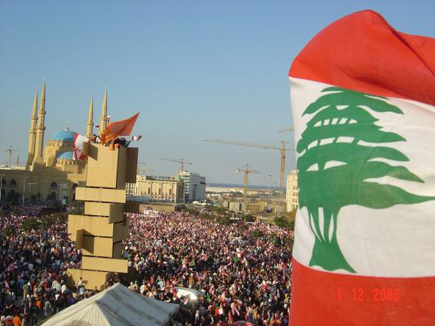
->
<box><xmin>5</xmin><ymin>146</ymin><xmax>21</xmax><ymax>168</ymax></box>
<box><xmin>204</xmin><ymin>139</ymin><xmax>293</xmax><ymax>212</ymax></box>
<box><xmin>161</xmin><ymin>158</ymin><xmax>192</xmax><ymax>175</ymax></box>
<box><xmin>236</xmin><ymin>164</ymin><xmax>260</xmax><ymax>212</ymax></box>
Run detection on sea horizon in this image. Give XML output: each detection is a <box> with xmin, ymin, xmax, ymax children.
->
<box><xmin>207</xmin><ymin>182</ymin><xmax>280</xmax><ymax>190</ymax></box>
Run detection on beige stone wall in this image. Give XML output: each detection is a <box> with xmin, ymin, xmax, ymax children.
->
<box><xmin>286</xmin><ymin>170</ymin><xmax>299</xmax><ymax>212</ymax></box>
<box><xmin>127</xmin><ymin>176</ymin><xmax>184</xmax><ymax>203</ymax></box>
<box><xmin>0</xmin><ymin>165</ymin><xmax>86</xmax><ymax>202</ymax></box>
<box><xmin>44</xmin><ymin>140</ymin><xmax>75</xmax><ymax>167</ymax></box>
<box><xmin>1</xmin><ymin>133</ymin><xmax>88</xmax><ymax>202</ymax></box>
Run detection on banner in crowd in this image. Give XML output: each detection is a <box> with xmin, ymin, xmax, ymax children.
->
<box><xmin>289</xmin><ymin>10</ymin><xmax>435</xmax><ymax>326</ymax></box>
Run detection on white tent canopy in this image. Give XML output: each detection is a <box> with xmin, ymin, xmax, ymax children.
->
<box><xmin>175</xmin><ymin>287</ymin><xmax>202</xmax><ymax>301</ymax></box>
<box><xmin>42</xmin><ymin>283</ymin><xmax>179</xmax><ymax>326</ymax></box>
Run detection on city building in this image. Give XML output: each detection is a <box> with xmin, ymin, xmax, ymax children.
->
<box><xmin>180</xmin><ymin>171</ymin><xmax>206</xmax><ymax>202</ymax></box>
<box><xmin>0</xmin><ymin>82</ymin><xmax>109</xmax><ymax>203</ymax></box>
<box><xmin>126</xmin><ymin>175</ymin><xmax>184</xmax><ymax>203</ymax></box>
<box><xmin>286</xmin><ymin>170</ymin><xmax>299</xmax><ymax>212</ymax></box>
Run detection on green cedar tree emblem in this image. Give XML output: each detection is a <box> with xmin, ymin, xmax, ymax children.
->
<box><xmin>297</xmin><ymin>87</ymin><xmax>434</xmax><ymax>273</ymax></box>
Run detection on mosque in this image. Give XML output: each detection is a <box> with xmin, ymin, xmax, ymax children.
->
<box><xmin>0</xmin><ymin>81</ymin><xmax>110</xmax><ymax>204</ymax></box>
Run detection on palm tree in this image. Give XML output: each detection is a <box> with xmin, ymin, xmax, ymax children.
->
<box><xmin>297</xmin><ymin>87</ymin><xmax>434</xmax><ymax>273</ymax></box>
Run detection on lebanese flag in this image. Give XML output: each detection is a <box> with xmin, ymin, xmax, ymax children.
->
<box><xmin>73</xmin><ymin>133</ymin><xmax>88</xmax><ymax>161</ymax></box>
<box><xmin>289</xmin><ymin>10</ymin><xmax>435</xmax><ymax>326</ymax></box>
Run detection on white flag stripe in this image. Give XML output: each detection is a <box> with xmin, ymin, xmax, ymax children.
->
<box><xmin>290</xmin><ymin>77</ymin><xmax>435</xmax><ymax>277</ymax></box>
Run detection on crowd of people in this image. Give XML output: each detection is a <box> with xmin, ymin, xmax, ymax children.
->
<box><xmin>0</xmin><ymin>203</ymin><xmax>293</xmax><ymax>325</ymax></box>
<box><xmin>125</xmin><ymin>211</ymin><xmax>293</xmax><ymax>325</ymax></box>
<box><xmin>0</xmin><ymin>204</ymin><xmax>86</xmax><ymax>325</ymax></box>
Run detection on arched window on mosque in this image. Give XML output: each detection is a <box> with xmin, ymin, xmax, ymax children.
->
<box><xmin>10</xmin><ymin>179</ymin><xmax>17</xmax><ymax>188</ymax></box>
<box><xmin>1</xmin><ymin>178</ymin><xmax>6</xmax><ymax>186</ymax></box>
<box><xmin>50</xmin><ymin>182</ymin><xmax>58</xmax><ymax>190</ymax></box>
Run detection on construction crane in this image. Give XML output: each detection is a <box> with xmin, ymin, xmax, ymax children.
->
<box><xmin>5</xmin><ymin>146</ymin><xmax>21</xmax><ymax>168</ymax></box>
<box><xmin>236</xmin><ymin>164</ymin><xmax>260</xmax><ymax>212</ymax></box>
<box><xmin>137</xmin><ymin>162</ymin><xmax>153</xmax><ymax>176</ymax></box>
<box><xmin>204</xmin><ymin>139</ymin><xmax>293</xmax><ymax>212</ymax></box>
<box><xmin>161</xmin><ymin>158</ymin><xmax>192</xmax><ymax>175</ymax></box>
<box><xmin>279</xmin><ymin>126</ymin><xmax>294</xmax><ymax>133</ymax></box>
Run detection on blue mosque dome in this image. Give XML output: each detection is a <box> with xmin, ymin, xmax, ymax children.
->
<box><xmin>51</xmin><ymin>130</ymin><xmax>75</xmax><ymax>142</ymax></box>
<box><xmin>56</xmin><ymin>151</ymin><xmax>74</xmax><ymax>160</ymax></box>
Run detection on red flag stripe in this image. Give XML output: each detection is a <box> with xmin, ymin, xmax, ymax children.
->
<box><xmin>290</xmin><ymin>259</ymin><xmax>435</xmax><ymax>326</ymax></box>
<box><xmin>289</xmin><ymin>10</ymin><xmax>435</xmax><ymax>106</ymax></box>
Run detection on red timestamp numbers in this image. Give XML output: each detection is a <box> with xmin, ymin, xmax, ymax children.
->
<box><xmin>336</xmin><ymin>287</ymin><xmax>400</xmax><ymax>301</ymax></box>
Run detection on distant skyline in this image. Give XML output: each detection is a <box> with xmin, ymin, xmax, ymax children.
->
<box><xmin>1</xmin><ymin>0</ymin><xmax>434</xmax><ymax>185</ymax></box>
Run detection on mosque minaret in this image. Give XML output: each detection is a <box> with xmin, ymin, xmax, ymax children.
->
<box><xmin>33</xmin><ymin>81</ymin><xmax>46</xmax><ymax>163</ymax></box>
<box><xmin>0</xmin><ymin>81</ymin><xmax>111</xmax><ymax>202</ymax></box>
<box><xmin>26</xmin><ymin>91</ymin><xmax>39</xmax><ymax>167</ymax></box>
<box><xmin>86</xmin><ymin>95</ymin><xmax>94</xmax><ymax>140</ymax></box>
<box><xmin>99</xmin><ymin>88</ymin><xmax>108</xmax><ymax>135</ymax></box>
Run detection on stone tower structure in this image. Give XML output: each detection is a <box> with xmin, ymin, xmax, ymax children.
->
<box><xmin>67</xmin><ymin>143</ymin><xmax>139</xmax><ymax>290</ymax></box>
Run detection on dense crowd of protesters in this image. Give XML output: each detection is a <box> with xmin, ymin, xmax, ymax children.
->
<box><xmin>125</xmin><ymin>211</ymin><xmax>293</xmax><ymax>325</ymax></box>
<box><xmin>0</xmin><ymin>202</ymin><xmax>293</xmax><ymax>325</ymax></box>
<box><xmin>0</xmin><ymin>203</ymin><xmax>84</xmax><ymax>325</ymax></box>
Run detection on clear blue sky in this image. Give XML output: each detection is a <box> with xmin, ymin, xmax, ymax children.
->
<box><xmin>0</xmin><ymin>0</ymin><xmax>433</xmax><ymax>185</ymax></box>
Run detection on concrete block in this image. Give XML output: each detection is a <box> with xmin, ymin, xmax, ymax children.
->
<box><xmin>116</xmin><ymin>147</ymin><xmax>127</xmax><ymax>189</ymax></box>
<box><xmin>68</xmin><ymin>215</ymin><xmax>114</xmax><ymax>239</ymax></box>
<box><xmin>85</xmin><ymin>143</ymin><xmax>98</xmax><ymax>162</ymax></box>
<box><xmin>82</xmin><ymin>256</ymin><xmax>128</xmax><ymax>273</ymax></box>
<box><xmin>113</xmin><ymin>222</ymin><xmax>129</xmax><ymax>242</ymax></box>
<box><xmin>124</xmin><ymin>201</ymin><xmax>140</xmax><ymax>214</ymax></box>
<box><xmin>108</xmin><ymin>211</ymin><xmax>125</xmax><ymax>224</ymax></box>
<box><xmin>83</xmin><ymin>142</ymin><xmax>90</xmax><ymax>156</ymax></box>
<box><xmin>82</xmin><ymin>236</ymin><xmax>114</xmax><ymax>257</ymax></box>
<box><xmin>126</xmin><ymin>148</ymin><xmax>138</xmax><ymax>183</ymax></box>
<box><xmin>86</xmin><ymin>167</ymin><xmax>118</xmax><ymax>188</ymax></box>
<box><xmin>87</xmin><ymin>144</ymin><xmax>119</xmax><ymax>169</ymax></box>
<box><xmin>76</xmin><ymin>187</ymin><xmax>126</xmax><ymax>203</ymax></box>
<box><xmin>113</xmin><ymin>242</ymin><xmax>123</xmax><ymax>259</ymax></box>
<box><xmin>86</xmin><ymin>144</ymin><xmax>129</xmax><ymax>189</ymax></box>
<box><xmin>67</xmin><ymin>268</ymin><xmax>109</xmax><ymax>291</ymax></box>
<box><xmin>84</xmin><ymin>202</ymin><xmax>125</xmax><ymax>223</ymax></box>
<box><xmin>76</xmin><ymin>229</ymin><xmax>84</xmax><ymax>249</ymax></box>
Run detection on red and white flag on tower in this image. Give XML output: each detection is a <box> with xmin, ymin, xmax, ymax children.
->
<box><xmin>73</xmin><ymin>133</ymin><xmax>88</xmax><ymax>161</ymax></box>
<box><xmin>289</xmin><ymin>10</ymin><xmax>435</xmax><ymax>326</ymax></box>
